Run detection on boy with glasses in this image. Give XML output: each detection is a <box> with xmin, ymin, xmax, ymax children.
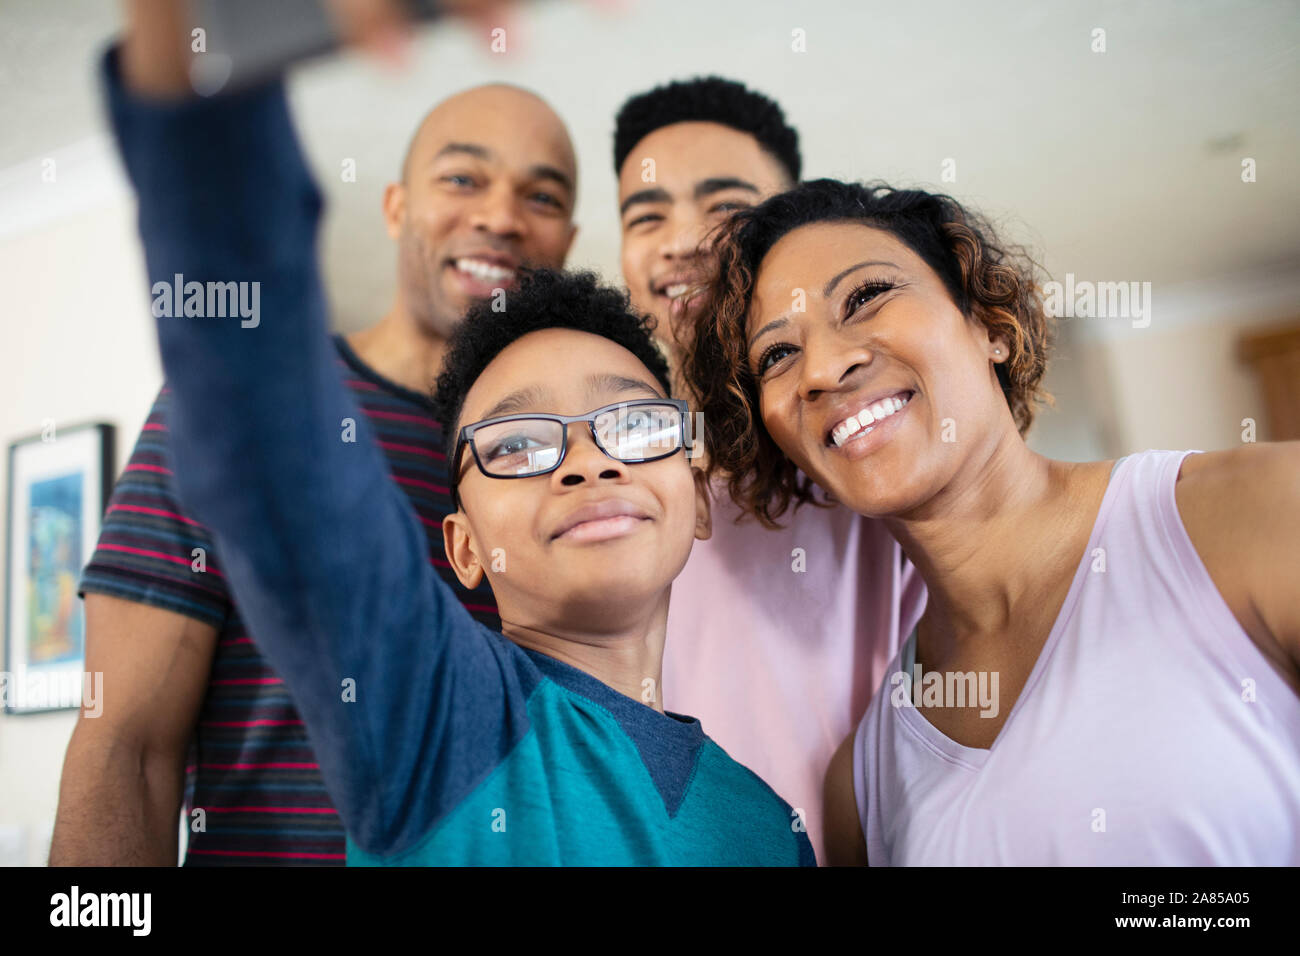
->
<box><xmin>101</xmin><ymin>33</ymin><xmax>814</xmax><ymax>863</ymax></box>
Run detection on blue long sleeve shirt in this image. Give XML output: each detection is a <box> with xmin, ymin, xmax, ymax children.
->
<box><xmin>102</xmin><ymin>47</ymin><xmax>815</xmax><ymax>866</ymax></box>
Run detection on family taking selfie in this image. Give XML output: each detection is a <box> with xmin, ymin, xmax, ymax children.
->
<box><xmin>42</xmin><ymin>0</ymin><xmax>1300</xmax><ymax>870</ymax></box>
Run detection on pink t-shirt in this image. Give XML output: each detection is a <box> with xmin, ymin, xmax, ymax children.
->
<box><xmin>663</xmin><ymin>480</ymin><xmax>926</xmax><ymax>862</ymax></box>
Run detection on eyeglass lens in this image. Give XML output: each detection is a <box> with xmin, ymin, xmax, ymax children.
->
<box><xmin>473</xmin><ymin>404</ymin><xmax>682</xmax><ymax>478</ymax></box>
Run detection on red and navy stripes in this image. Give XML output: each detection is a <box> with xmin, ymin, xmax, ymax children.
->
<box><xmin>79</xmin><ymin>337</ymin><xmax>500</xmax><ymax>865</ymax></box>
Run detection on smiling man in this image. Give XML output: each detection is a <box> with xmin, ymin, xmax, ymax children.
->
<box><xmin>356</xmin><ymin>82</ymin><xmax>578</xmax><ymax>383</ymax></box>
<box><xmin>616</xmin><ymin>77</ymin><xmax>794</xmax><ymax>349</ymax></box>
<box><xmin>53</xmin><ymin>35</ymin><xmax>578</xmax><ymax>863</ymax></box>
<box><xmin>613</xmin><ymin>77</ymin><xmax>927</xmax><ymax>861</ymax></box>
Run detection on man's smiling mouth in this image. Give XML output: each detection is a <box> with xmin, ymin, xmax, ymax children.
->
<box><xmin>651</xmin><ymin>272</ymin><xmax>704</xmax><ymax>302</ymax></box>
<box><xmin>451</xmin><ymin>257</ymin><xmax>518</xmax><ymax>285</ymax></box>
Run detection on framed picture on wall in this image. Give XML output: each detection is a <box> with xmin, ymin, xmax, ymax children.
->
<box><xmin>4</xmin><ymin>422</ymin><xmax>114</xmax><ymax>715</ymax></box>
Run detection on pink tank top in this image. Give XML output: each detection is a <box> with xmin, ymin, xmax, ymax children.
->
<box><xmin>855</xmin><ymin>449</ymin><xmax>1300</xmax><ymax>865</ymax></box>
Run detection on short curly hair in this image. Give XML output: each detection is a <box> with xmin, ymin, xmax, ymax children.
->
<box><xmin>681</xmin><ymin>179</ymin><xmax>1053</xmax><ymax>528</ymax></box>
<box><xmin>613</xmin><ymin>76</ymin><xmax>801</xmax><ymax>182</ymax></box>
<box><xmin>431</xmin><ymin>268</ymin><xmax>673</xmax><ymax>466</ymax></box>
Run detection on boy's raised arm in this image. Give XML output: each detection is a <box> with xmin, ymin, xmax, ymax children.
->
<box><xmin>100</xmin><ymin>44</ymin><xmax>528</xmax><ymax>856</ymax></box>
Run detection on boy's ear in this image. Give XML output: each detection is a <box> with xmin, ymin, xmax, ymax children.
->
<box><xmin>442</xmin><ymin>511</ymin><xmax>485</xmax><ymax>589</ymax></box>
<box><xmin>691</xmin><ymin>466</ymin><xmax>713</xmax><ymax>541</ymax></box>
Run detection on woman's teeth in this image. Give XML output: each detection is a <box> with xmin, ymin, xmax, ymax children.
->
<box><xmin>830</xmin><ymin>393</ymin><xmax>911</xmax><ymax>448</ymax></box>
<box><xmin>455</xmin><ymin>258</ymin><xmax>516</xmax><ymax>283</ymax></box>
<box><xmin>665</xmin><ymin>283</ymin><xmax>690</xmax><ymax>299</ymax></box>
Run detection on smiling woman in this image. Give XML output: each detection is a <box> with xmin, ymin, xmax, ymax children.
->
<box><xmin>685</xmin><ymin>179</ymin><xmax>1052</xmax><ymax>527</ymax></box>
<box><xmin>681</xmin><ymin>179</ymin><xmax>1300</xmax><ymax>866</ymax></box>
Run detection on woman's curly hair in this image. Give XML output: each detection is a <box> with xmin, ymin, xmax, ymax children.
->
<box><xmin>680</xmin><ymin>179</ymin><xmax>1053</xmax><ymax>528</ymax></box>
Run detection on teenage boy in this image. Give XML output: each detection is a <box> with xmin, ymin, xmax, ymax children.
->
<box><xmin>98</xmin><ymin>26</ymin><xmax>814</xmax><ymax>864</ymax></box>
<box><xmin>614</xmin><ymin>78</ymin><xmax>927</xmax><ymax>860</ymax></box>
<box><xmin>52</xmin><ymin>20</ymin><xmax>578</xmax><ymax>866</ymax></box>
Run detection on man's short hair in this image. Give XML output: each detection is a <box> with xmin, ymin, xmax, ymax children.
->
<box><xmin>613</xmin><ymin>76</ymin><xmax>801</xmax><ymax>183</ymax></box>
<box><xmin>432</xmin><ymin>269</ymin><xmax>674</xmax><ymax>462</ymax></box>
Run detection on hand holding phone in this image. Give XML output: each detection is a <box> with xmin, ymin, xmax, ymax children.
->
<box><xmin>187</xmin><ymin>0</ymin><xmax>443</xmax><ymax>94</ymax></box>
<box><xmin>121</xmin><ymin>0</ymin><xmax>519</xmax><ymax>99</ymax></box>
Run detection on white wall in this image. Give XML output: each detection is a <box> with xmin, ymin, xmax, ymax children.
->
<box><xmin>0</xmin><ymin>140</ymin><xmax>159</xmax><ymax>865</ymax></box>
<box><xmin>1070</xmin><ymin>270</ymin><xmax>1300</xmax><ymax>455</ymax></box>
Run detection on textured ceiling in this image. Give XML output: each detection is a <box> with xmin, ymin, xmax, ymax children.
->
<box><xmin>2</xmin><ymin>0</ymin><xmax>1297</xmax><ymax>329</ymax></box>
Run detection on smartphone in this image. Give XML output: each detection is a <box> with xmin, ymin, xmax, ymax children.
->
<box><xmin>186</xmin><ymin>0</ymin><xmax>445</xmax><ymax>93</ymax></box>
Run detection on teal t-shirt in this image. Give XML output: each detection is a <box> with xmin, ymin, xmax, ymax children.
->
<box><xmin>349</xmin><ymin>648</ymin><xmax>815</xmax><ymax>866</ymax></box>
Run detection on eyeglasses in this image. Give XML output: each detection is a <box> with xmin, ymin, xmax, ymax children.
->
<box><xmin>450</xmin><ymin>399</ymin><xmax>691</xmax><ymax>509</ymax></box>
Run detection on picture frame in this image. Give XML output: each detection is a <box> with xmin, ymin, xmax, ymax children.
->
<box><xmin>4</xmin><ymin>422</ymin><xmax>114</xmax><ymax>715</ymax></box>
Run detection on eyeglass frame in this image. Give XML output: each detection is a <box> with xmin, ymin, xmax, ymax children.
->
<box><xmin>449</xmin><ymin>397</ymin><xmax>693</xmax><ymax>510</ymax></box>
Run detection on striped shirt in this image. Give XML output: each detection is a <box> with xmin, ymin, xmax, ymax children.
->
<box><xmin>78</xmin><ymin>337</ymin><xmax>500</xmax><ymax>865</ymax></box>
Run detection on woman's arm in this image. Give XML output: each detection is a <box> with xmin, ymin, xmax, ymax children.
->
<box><xmin>823</xmin><ymin>731</ymin><xmax>869</xmax><ymax>865</ymax></box>
<box><xmin>1175</xmin><ymin>442</ymin><xmax>1300</xmax><ymax>694</ymax></box>
<box><xmin>101</xmin><ymin>42</ymin><xmax>528</xmax><ymax>856</ymax></box>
